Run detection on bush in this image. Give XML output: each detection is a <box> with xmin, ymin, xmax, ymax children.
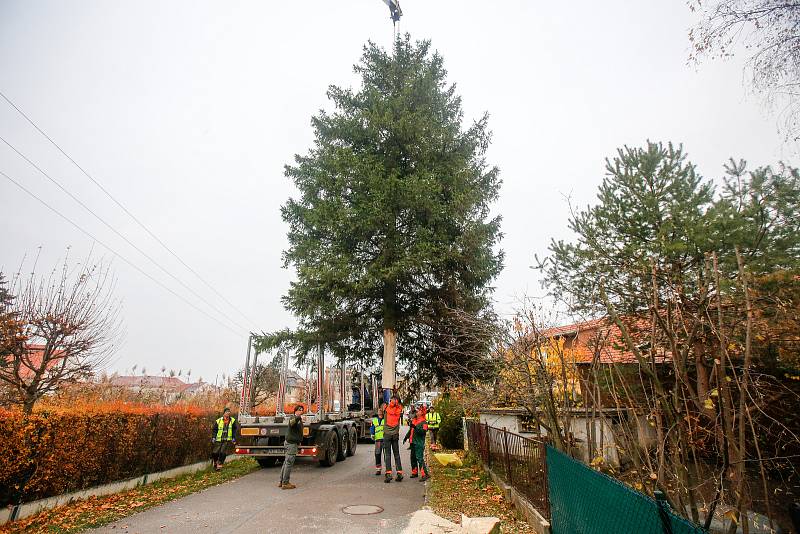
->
<box><xmin>0</xmin><ymin>404</ymin><xmax>217</xmax><ymax>506</ymax></box>
<box><xmin>435</xmin><ymin>393</ymin><xmax>465</xmax><ymax>449</ymax></box>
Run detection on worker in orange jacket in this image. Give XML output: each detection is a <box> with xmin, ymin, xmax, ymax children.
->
<box><xmin>382</xmin><ymin>394</ymin><xmax>404</xmax><ymax>483</ymax></box>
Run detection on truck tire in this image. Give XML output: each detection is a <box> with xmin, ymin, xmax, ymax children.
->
<box><xmin>336</xmin><ymin>429</ymin><xmax>348</xmax><ymax>461</ymax></box>
<box><xmin>347</xmin><ymin>426</ymin><xmax>357</xmax><ymax>457</ymax></box>
<box><xmin>257</xmin><ymin>457</ymin><xmax>279</xmax><ymax>468</ymax></box>
<box><xmin>319</xmin><ymin>431</ymin><xmax>338</xmax><ymax>467</ymax></box>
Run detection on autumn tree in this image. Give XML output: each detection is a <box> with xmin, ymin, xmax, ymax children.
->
<box><xmin>690</xmin><ymin>1</ymin><xmax>800</xmax><ymax>139</ymax></box>
<box><xmin>0</xmin><ymin>273</ymin><xmax>23</xmax><ymax>363</ymax></box>
<box><xmin>0</xmin><ymin>260</ymin><xmax>121</xmax><ymax>413</ymax></box>
<box><xmin>261</xmin><ymin>36</ymin><xmax>503</xmax><ymax>384</ymax></box>
<box><xmin>540</xmin><ymin>141</ymin><xmax>800</xmax><ymax>527</ymax></box>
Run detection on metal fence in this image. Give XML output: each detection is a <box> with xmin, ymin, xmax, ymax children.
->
<box><xmin>465</xmin><ymin>421</ymin><xmax>708</xmax><ymax>534</ymax></box>
<box><xmin>464</xmin><ymin>420</ymin><xmax>549</xmax><ymax>518</ymax></box>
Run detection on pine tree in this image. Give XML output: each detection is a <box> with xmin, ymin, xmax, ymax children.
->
<box><xmin>544</xmin><ymin>141</ymin><xmax>714</xmax><ymax>316</ymax></box>
<box><xmin>543</xmin><ymin>142</ymin><xmax>800</xmax><ymax>316</ymax></box>
<box><xmin>264</xmin><ymin>36</ymin><xmax>503</xmax><ymax>383</ymax></box>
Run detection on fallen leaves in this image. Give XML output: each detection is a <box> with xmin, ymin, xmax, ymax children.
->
<box><xmin>427</xmin><ymin>449</ymin><xmax>535</xmax><ymax>533</ymax></box>
<box><xmin>0</xmin><ymin>459</ymin><xmax>258</xmax><ymax>534</ymax></box>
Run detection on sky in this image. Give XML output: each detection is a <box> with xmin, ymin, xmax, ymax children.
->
<box><xmin>0</xmin><ymin>0</ymin><xmax>795</xmax><ymax>383</ymax></box>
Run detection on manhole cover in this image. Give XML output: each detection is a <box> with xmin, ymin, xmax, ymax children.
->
<box><xmin>342</xmin><ymin>504</ymin><xmax>384</xmax><ymax>516</ymax></box>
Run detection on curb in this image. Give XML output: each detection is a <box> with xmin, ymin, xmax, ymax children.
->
<box><xmin>1</xmin><ymin>456</ymin><xmax>241</xmax><ymax>525</ymax></box>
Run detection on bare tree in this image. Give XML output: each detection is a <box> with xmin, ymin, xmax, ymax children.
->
<box><xmin>690</xmin><ymin>0</ymin><xmax>800</xmax><ymax>139</ymax></box>
<box><xmin>0</xmin><ymin>257</ymin><xmax>122</xmax><ymax>413</ymax></box>
<box><xmin>232</xmin><ymin>358</ymin><xmax>281</xmax><ymax>409</ymax></box>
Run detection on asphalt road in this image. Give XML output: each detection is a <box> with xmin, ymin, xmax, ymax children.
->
<box><xmin>92</xmin><ymin>442</ymin><xmax>427</xmax><ymax>534</ymax></box>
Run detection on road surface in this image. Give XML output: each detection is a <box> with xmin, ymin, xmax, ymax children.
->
<box><xmin>92</xmin><ymin>443</ymin><xmax>426</xmax><ymax>533</ymax></box>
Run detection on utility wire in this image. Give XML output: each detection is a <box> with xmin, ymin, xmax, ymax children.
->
<box><xmin>0</xmin><ymin>134</ymin><xmax>252</xmax><ymax>335</ymax></box>
<box><xmin>0</xmin><ymin>169</ymin><xmax>245</xmax><ymax>337</ymax></box>
<box><xmin>0</xmin><ymin>90</ymin><xmax>261</xmax><ymax>332</ymax></box>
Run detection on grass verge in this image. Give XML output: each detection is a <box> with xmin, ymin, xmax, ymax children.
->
<box><xmin>426</xmin><ymin>449</ymin><xmax>535</xmax><ymax>533</ymax></box>
<box><xmin>1</xmin><ymin>458</ymin><xmax>259</xmax><ymax>533</ymax></box>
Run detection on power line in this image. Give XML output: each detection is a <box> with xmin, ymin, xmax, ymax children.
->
<box><xmin>0</xmin><ymin>168</ymin><xmax>246</xmax><ymax>337</ymax></box>
<box><xmin>0</xmin><ymin>89</ymin><xmax>262</xmax><ymax>332</ymax></box>
<box><xmin>0</xmin><ymin>134</ymin><xmax>252</xmax><ymax>335</ymax></box>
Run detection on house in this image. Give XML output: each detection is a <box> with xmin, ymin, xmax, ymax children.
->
<box><xmin>479</xmin><ymin>317</ymin><xmax>668</xmax><ymax>466</ymax></box>
<box><xmin>284</xmin><ymin>371</ymin><xmax>307</xmax><ymax>404</ymax></box>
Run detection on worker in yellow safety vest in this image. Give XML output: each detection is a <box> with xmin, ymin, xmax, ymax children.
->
<box><xmin>370</xmin><ymin>403</ymin><xmax>386</xmax><ymax>475</ymax></box>
<box><xmin>211</xmin><ymin>407</ymin><xmax>239</xmax><ymax>470</ymax></box>
<box><xmin>426</xmin><ymin>405</ymin><xmax>442</xmax><ymax>446</ymax></box>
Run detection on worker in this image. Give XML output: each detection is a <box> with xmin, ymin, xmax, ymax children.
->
<box><xmin>411</xmin><ymin>405</ymin><xmax>430</xmax><ymax>482</ymax></box>
<box><xmin>370</xmin><ymin>403</ymin><xmax>386</xmax><ymax>475</ymax></box>
<box><xmin>411</xmin><ymin>405</ymin><xmax>430</xmax><ymax>481</ymax></box>
<box><xmin>402</xmin><ymin>407</ymin><xmax>419</xmax><ymax>475</ymax></box>
<box><xmin>211</xmin><ymin>407</ymin><xmax>238</xmax><ymax>471</ymax></box>
<box><xmin>383</xmin><ymin>394</ymin><xmax>404</xmax><ymax>483</ymax></box>
<box><xmin>279</xmin><ymin>404</ymin><xmax>305</xmax><ymax>490</ymax></box>
<box><xmin>426</xmin><ymin>405</ymin><xmax>442</xmax><ymax>447</ymax></box>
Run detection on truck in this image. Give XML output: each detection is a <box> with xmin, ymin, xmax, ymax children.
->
<box><xmin>234</xmin><ymin>339</ymin><xmax>381</xmax><ymax>468</ymax></box>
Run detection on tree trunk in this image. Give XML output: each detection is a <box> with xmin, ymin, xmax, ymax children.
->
<box><xmin>382</xmin><ymin>328</ymin><xmax>397</xmax><ymax>391</ymax></box>
<box><xmin>382</xmin><ymin>284</ymin><xmax>399</xmax><ymax>395</ymax></box>
<box><xmin>23</xmin><ymin>395</ymin><xmax>36</xmax><ymax>414</ymax></box>
<box><xmin>694</xmin><ymin>339</ymin><xmax>714</xmax><ymax>418</ymax></box>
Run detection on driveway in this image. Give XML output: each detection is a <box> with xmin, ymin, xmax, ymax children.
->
<box><xmin>92</xmin><ymin>442</ymin><xmax>426</xmax><ymax>533</ymax></box>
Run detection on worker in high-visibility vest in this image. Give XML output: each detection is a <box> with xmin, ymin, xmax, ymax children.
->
<box><xmin>370</xmin><ymin>403</ymin><xmax>386</xmax><ymax>475</ymax></box>
<box><xmin>211</xmin><ymin>407</ymin><xmax>238</xmax><ymax>470</ymax></box>
<box><xmin>426</xmin><ymin>405</ymin><xmax>442</xmax><ymax>447</ymax></box>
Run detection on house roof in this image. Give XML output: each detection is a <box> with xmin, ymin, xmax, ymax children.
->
<box><xmin>9</xmin><ymin>344</ymin><xmax>68</xmax><ymax>380</ymax></box>
<box><xmin>541</xmin><ymin>318</ymin><xmax>607</xmax><ymax>338</ymax></box>
<box><xmin>542</xmin><ymin>317</ymin><xmax>670</xmax><ymax>365</ymax></box>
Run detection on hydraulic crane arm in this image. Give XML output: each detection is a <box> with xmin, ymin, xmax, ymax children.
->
<box><xmin>382</xmin><ymin>0</ymin><xmax>402</xmax><ymax>22</ymax></box>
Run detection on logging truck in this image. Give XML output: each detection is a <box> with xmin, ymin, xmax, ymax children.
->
<box><xmin>234</xmin><ymin>340</ymin><xmax>381</xmax><ymax>467</ymax></box>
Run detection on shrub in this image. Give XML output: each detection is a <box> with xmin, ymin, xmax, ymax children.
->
<box><xmin>435</xmin><ymin>393</ymin><xmax>465</xmax><ymax>449</ymax></box>
<box><xmin>0</xmin><ymin>404</ymin><xmax>217</xmax><ymax>506</ymax></box>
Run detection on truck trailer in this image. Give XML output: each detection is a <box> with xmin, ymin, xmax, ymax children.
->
<box><xmin>234</xmin><ymin>341</ymin><xmax>380</xmax><ymax>468</ymax></box>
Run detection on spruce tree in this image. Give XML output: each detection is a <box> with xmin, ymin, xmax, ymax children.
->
<box><xmin>264</xmin><ymin>36</ymin><xmax>503</xmax><ymax>383</ymax></box>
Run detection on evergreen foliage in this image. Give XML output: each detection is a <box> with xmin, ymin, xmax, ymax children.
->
<box><xmin>258</xmin><ymin>36</ymin><xmax>503</xmax><ymax>382</ymax></box>
<box><xmin>542</xmin><ymin>141</ymin><xmax>800</xmax><ymax>316</ymax></box>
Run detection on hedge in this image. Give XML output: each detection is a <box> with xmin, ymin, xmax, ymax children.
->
<box><xmin>0</xmin><ymin>407</ymin><xmax>216</xmax><ymax>506</ymax></box>
<box><xmin>435</xmin><ymin>393</ymin><xmax>465</xmax><ymax>449</ymax></box>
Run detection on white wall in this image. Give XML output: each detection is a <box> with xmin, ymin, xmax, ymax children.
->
<box><xmin>478</xmin><ymin>413</ymin><xmax>521</xmax><ymax>434</ymax></box>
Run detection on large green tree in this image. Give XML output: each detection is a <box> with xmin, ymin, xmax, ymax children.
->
<box><xmin>543</xmin><ymin>142</ymin><xmax>800</xmax><ymax>316</ymax></box>
<box><xmin>540</xmin><ymin>142</ymin><xmax>800</xmax><ymax>523</ymax></box>
<box><xmin>261</xmin><ymin>36</ymin><xmax>503</xmax><ymax>384</ymax></box>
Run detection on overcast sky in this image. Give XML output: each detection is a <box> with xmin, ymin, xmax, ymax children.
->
<box><xmin>0</xmin><ymin>1</ymin><xmax>794</xmax><ymax>383</ymax></box>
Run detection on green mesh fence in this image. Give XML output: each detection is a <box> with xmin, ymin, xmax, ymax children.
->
<box><xmin>546</xmin><ymin>445</ymin><xmax>707</xmax><ymax>534</ymax></box>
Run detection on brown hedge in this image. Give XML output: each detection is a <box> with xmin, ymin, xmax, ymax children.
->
<box><xmin>0</xmin><ymin>409</ymin><xmax>216</xmax><ymax>506</ymax></box>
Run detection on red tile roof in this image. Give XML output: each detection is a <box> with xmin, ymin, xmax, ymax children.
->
<box><xmin>9</xmin><ymin>344</ymin><xmax>68</xmax><ymax>379</ymax></box>
<box><xmin>542</xmin><ymin>317</ymin><xmax>670</xmax><ymax>365</ymax></box>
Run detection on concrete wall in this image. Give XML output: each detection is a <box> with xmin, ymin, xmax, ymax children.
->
<box><xmin>478</xmin><ymin>413</ymin><xmax>521</xmax><ymax>434</ymax></box>
<box><xmin>567</xmin><ymin>417</ymin><xmax>619</xmax><ymax>467</ymax></box>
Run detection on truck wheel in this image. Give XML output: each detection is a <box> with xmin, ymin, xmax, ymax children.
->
<box><xmin>320</xmin><ymin>432</ymin><xmax>338</xmax><ymax>467</ymax></box>
<box><xmin>346</xmin><ymin>426</ymin><xmax>357</xmax><ymax>457</ymax></box>
<box><xmin>336</xmin><ymin>429</ymin><xmax>348</xmax><ymax>461</ymax></box>
<box><xmin>257</xmin><ymin>458</ymin><xmax>279</xmax><ymax>468</ymax></box>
